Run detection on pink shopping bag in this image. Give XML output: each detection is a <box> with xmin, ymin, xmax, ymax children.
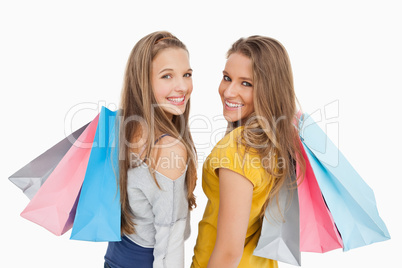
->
<box><xmin>20</xmin><ymin>114</ymin><xmax>99</xmax><ymax>236</ymax></box>
<box><xmin>297</xmin><ymin>139</ymin><xmax>343</xmax><ymax>252</ymax></box>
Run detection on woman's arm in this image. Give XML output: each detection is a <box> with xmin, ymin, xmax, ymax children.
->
<box><xmin>207</xmin><ymin>168</ymin><xmax>254</xmax><ymax>268</ymax></box>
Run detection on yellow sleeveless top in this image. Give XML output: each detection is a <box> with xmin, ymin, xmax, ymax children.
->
<box><xmin>191</xmin><ymin>126</ymin><xmax>278</xmax><ymax>268</ymax></box>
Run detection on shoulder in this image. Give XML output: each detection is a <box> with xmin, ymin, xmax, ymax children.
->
<box><xmin>212</xmin><ymin>126</ymin><xmax>245</xmax><ymax>158</ymax></box>
<box><xmin>209</xmin><ymin>126</ymin><xmax>266</xmax><ymax>187</ymax></box>
<box><xmin>152</xmin><ymin>136</ymin><xmax>187</xmax><ymax>181</ymax></box>
<box><xmin>222</xmin><ymin>126</ymin><xmax>243</xmax><ymax>145</ymax></box>
<box><xmin>215</xmin><ymin>127</ymin><xmax>243</xmax><ymax>149</ymax></box>
<box><xmin>156</xmin><ymin>135</ymin><xmax>187</xmax><ymax>159</ymax></box>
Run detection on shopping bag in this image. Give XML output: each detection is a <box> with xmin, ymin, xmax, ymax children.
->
<box><xmin>297</xmin><ymin>139</ymin><xmax>343</xmax><ymax>252</ymax></box>
<box><xmin>253</xmin><ymin>175</ymin><xmax>301</xmax><ymax>266</ymax></box>
<box><xmin>70</xmin><ymin>106</ymin><xmax>120</xmax><ymax>242</ymax></box>
<box><xmin>299</xmin><ymin>113</ymin><xmax>390</xmax><ymax>251</ymax></box>
<box><xmin>20</xmin><ymin>114</ymin><xmax>100</xmax><ymax>235</ymax></box>
<box><xmin>9</xmin><ymin>123</ymin><xmax>89</xmax><ymax>200</ymax></box>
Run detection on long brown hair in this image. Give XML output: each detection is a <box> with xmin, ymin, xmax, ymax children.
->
<box><xmin>119</xmin><ymin>31</ymin><xmax>197</xmax><ymax>235</ymax></box>
<box><xmin>226</xmin><ymin>36</ymin><xmax>305</xmax><ymax>218</ymax></box>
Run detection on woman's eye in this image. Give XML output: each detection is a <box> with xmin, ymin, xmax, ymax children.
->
<box><xmin>223</xmin><ymin>75</ymin><xmax>231</xmax><ymax>82</ymax></box>
<box><xmin>184</xmin><ymin>73</ymin><xmax>192</xmax><ymax>78</ymax></box>
<box><xmin>162</xmin><ymin>74</ymin><xmax>172</xmax><ymax>79</ymax></box>
<box><xmin>242</xmin><ymin>81</ymin><xmax>252</xmax><ymax>87</ymax></box>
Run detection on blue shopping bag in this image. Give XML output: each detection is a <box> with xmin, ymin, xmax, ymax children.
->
<box><xmin>70</xmin><ymin>106</ymin><xmax>121</xmax><ymax>242</ymax></box>
<box><xmin>299</xmin><ymin>113</ymin><xmax>390</xmax><ymax>251</ymax></box>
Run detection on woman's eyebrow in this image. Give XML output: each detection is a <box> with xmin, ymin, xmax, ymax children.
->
<box><xmin>159</xmin><ymin>68</ymin><xmax>173</xmax><ymax>74</ymax></box>
<box><xmin>223</xmin><ymin>70</ymin><xmax>252</xmax><ymax>81</ymax></box>
<box><xmin>239</xmin><ymin>76</ymin><xmax>252</xmax><ymax>81</ymax></box>
<box><xmin>159</xmin><ymin>68</ymin><xmax>193</xmax><ymax>74</ymax></box>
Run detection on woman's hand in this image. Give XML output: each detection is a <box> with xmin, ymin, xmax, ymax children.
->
<box><xmin>207</xmin><ymin>168</ymin><xmax>253</xmax><ymax>268</ymax></box>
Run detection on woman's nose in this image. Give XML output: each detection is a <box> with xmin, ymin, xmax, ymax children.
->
<box><xmin>174</xmin><ymin>77</ymin><xmax>189</xmax><ymax>93</ymax></box>
<box><xmin>223</xmin><ymin>82</ymin><xmax>238</xmax><ymax>98</ymax></box>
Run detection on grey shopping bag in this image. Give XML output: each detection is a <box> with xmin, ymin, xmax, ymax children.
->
<box><xmin>253</xmin><ymin>175</ymin><xmax>301</xmax><ymax>266</ymax></box>
<box><xmin>9</xmin><ymin>123</ymin><xmax>88</xmax><ymax>199</ymax></box>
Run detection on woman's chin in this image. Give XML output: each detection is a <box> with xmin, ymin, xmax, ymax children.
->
<box><xmin>223</xmin><ymin>114</ymin><xmax>241</xmax><ymax>123</ymax></box>
<box><xmin>163</xmin><ymin>108</ymin><xmax>186</xmax><ymax>118</ymax></box>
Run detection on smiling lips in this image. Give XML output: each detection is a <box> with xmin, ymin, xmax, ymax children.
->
<box><xmin>167</xmin><ymin>95</ymin><xmax>185</xmax><ymax>105</ymax></box>
<box><xmin>224</xmin><ymin>99</ymin><xmax>244</xmax><ymax>110</ymax></box>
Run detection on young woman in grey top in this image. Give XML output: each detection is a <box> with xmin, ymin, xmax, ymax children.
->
<box><xmin>104</xmin><ymin>31</ymin><xmax>197</xmax><ymax>268</ymax></box>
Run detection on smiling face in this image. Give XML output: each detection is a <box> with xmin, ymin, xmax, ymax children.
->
<box><xmin>151</xmin><ymin>48</ymin><xmax>193</xmax><ymax>119</ymax></box>
<box><xmin>219</xmin><ymin>52</ymin><xmax>254</xmax><ymax>123</ymax></box>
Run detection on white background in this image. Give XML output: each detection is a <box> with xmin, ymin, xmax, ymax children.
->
<box><xmin>1</xmin><ymin>0</ymin><xmax>401</xmax><ymax>267</ymax></box>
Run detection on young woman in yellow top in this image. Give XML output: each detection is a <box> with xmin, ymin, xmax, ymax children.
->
<box><xmin>191</xmin><ymin>36</ymin><xmax>305</xmax><ymax>268</ymax></box>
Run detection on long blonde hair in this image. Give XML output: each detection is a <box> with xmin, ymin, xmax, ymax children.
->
<box><xmin>119</xmin><ymin>31</ymin><xmax>197</xmax><ymax>235</ymax></box>
<box><xmin>226</xmin><ymin>36</ymin><xmax>305</xmax><ymax>218</ymax></box>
